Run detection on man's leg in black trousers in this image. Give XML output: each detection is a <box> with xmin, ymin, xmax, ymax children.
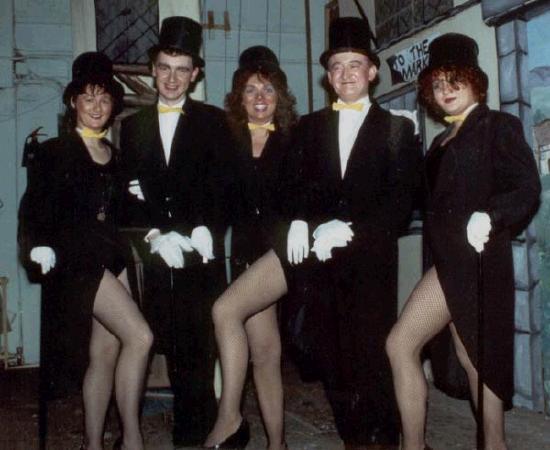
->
<box><xmin>323</xmin><ymin>364</ymin><xmax>399</xmax><ymax>447</ymax></box>
<box><xmin>169</xmin><ymin>261</ymin><xmax>226</xmax><ymax>446</ymax></box>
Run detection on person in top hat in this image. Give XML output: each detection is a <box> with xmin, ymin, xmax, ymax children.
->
<box><xmin>199</xmin><ymin>16</ymin><xmax>421</xmax><ymax>450</ymax></box>
<box><xmin>119</xmin><ymin>16</ymin><xmax>236</xmax><ymax>448</ymax></box>
<box><xmin>203</xmin><ymin>45</ymin><xmax>298</xmax><ymax>450</ymax></box>
<box><xmin>385</xmin><ymin>33</ymin><xmax>540</xmax><ymax>450</ymax></box>
<box><xmin>19</xmin><ymin>51</ymin><xmax>153</xmax><ymax>450</ymax></box>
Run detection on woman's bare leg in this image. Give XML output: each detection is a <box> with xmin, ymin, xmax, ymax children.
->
<box><xmin>246</xmin><ymin>304</ymin><xmax>285</xmax><ymax>450</ymax></box>
<box><xmin>449</xmin><ymin>325</ymin><xmax>508</xmax><ymax>450</ymax></box>
<box><xmin>204</xmin><ymin>250</ymin><xmax>288</xmax><ymax>447</ymax></box>
<box><xmin>83</xmin><ymin>269</ymin><xmax>153</xmax><ymax>450</ymax></box>
<box><xmin>385</xmin><ymin>267</ymin><xmax>451</xmax><ymax>450</ymax></box>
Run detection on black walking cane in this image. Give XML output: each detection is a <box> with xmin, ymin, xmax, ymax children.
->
<box><xmin>170</xmin><ymin>267</ymin><xmax>178</xmax><ymax>379</ymax></box>
<box><xmin>476</xmin><ymin>251</ymin><xmax>485</xmax><ymax>450</ymax></box>
<box><xmin>22</xmin><ymin>127</ymin><xmax>48</xmax><ymax>450</ymax></box>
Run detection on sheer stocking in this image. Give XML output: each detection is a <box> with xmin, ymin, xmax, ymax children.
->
<box><xmin>386</xmin><ymin>267</ymin><xmax>450</xmax><ymax>450</ymax></box>
<box><xmin>82</xmin><ymin>269</ymin><xmax>153</xmax><ymax>450</ymax></box>
<box><xmin>82</xmin><ymin>317</ymin><xmax>120</xmax><ymax>449</ymax></box>
<box><xmin>205</xmin><ymin>250</ymin><xmax>288</xmax><ymax>449</ymax></box>
<box><xmin>247</xmin><ymin>303</ymin><xmax>284</xmax><ymax>449</ymax></box>
<box><xmin>450</xmin><ymin>325</ymin><xmax>507</xmax><ymax>450</ymax></box>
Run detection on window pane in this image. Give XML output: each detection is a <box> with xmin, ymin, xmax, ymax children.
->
<box><xmin>95</xmin><ymin>0</ymin><xmax>159</xmax><ymax>64</ymax></box>
<box><xmin>375</xmin><ymin>0</ymin><xmax>453</xmax><ymax>46</ymax></box>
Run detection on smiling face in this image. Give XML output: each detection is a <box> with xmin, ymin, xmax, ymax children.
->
<box><xmin>432</xmin><ymin>74</ymin><xmax>477</xmax><ymax>116</ymax></box>
<box><xmin>72</xmin><ymin>84</ymin><xmax>113</xmax><ymax>131</ymax></box>
<box><xmin>152</xmin><ymin>51</ymin><xmax>199</xmax><ymax>105</ymax></box>
<box><xmin>327</xmin><ymin>52</ymin><xmax>377</xmax><ymax>103</ymax></box>
<box><xmin>241</xmin><ymin>73</ymin><xmax>278</xmax><ymax>124</ymax></box>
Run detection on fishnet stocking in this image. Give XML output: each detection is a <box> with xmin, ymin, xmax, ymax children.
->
<box><xmin>205</xmin><ymin>250</ymin><xmax>288</xmax><ymax>449</ymax></box>
<box><xmin>82</xmin><ymin>269</ymin><xmax>153</xmax><ymax>450</ymax></box>
<box><xmin>386</xmin><ymin>266</ymin><xmax>450</xmax><ymax>450</ymax></box>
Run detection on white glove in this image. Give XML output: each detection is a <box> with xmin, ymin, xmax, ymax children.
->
<box><xmin>149</xmin><ymin>231</ymin><xmax>193</xmax><ymax>269</ymax></box>
<box><xmin>191</xmin><ymin>226</ymin><xmax>214</xmax><ymax>263</ymax></box>
<box><xmin>30</xmin><ymin>246</ymin><xmax>56</xmax><ymax>274</ymax></box>
<box><xmin>466</xmin><ymin>212</ymin><xmax>491</xmax><ymax>253</ymax></box>
<box><xmin>390</xmin><ymin>108</ymin><xmax>420</xmax><ymax>135</ymax></box>
<box><xmin>287</xmin><ymin>220</ymin><xmax>309</xmax><ymax>265</ymax></box>
<box><xmin>311</xmin><ymin>236</ymin><xmax>349</xmax><ymax>262</ymax></box>
<box><xmin>312</xmin><ymin>219</ymin><xmax>354</xmax><ymax>243</ymax></box>
<box><xmin>128</xmin><ymin>179</ymin><xmax>144</xmax><ymax>201</ymax></box>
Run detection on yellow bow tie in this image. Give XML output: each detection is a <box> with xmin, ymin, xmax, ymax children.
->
<box><xmin>444</xmin><ymin>114</ymin><xmax>467</xmax><ymax>124</ymax></box>
<box><xmin>79</xmin><ymin>127</ymin><xmax>107</xmax><ymax>139</ymax></box>
<box><xmin>332</xmin><ymin>102</ymin><xmax>364</xmax><ymax>112</ymax></box>
<box><xmin>248</xmin><ymin>122</ymin><xmax>275</xmax><ymax>132</ymax></box>
<box><xmin>158</xmin><ymin>105</ymin><xmax>184</xmax><ymax>114</ymax></box>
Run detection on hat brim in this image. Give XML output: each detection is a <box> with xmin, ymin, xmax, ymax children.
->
<box><xmin>320</xmin><ymin>47</ymin><xmax>380</xmax><ymax>69</ymax></box>
<box><xmin>417</xmin><ymin>62</ymin><xmax>488</xmax><ymax>86</ymax></box>
<box><xmin>148</xmin><ymin>45</ymin><xmax>205</xmax><ymax>68</ymax></box>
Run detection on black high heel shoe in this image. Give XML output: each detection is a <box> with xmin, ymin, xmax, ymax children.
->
<box><xmin>209</xmin><ymin>419</ymin><xmax>250</xmax><ymax>449</ymax></box>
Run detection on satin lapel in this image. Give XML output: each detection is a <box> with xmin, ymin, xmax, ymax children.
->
<box><xmin>341</xmin><ymin>104</ymin><xmax>380</xmax><ymax>183</ymax></box>
<box><xmin>141</xmin><ymin>106</ymin><xmax>166</xmax><ymax>170</ymax></box>
<box><xmin>326</xmin><ymin>108</ymin><xmax>343</xmax><ymax>182</ymax></box>
<box><xmin>167</xmin><ymin>105</ymin><xmax>190</xmax><ymax>169</ymax></box>
<box><xmin>167</xmin><ymin>99</ymin><xmax>203</xmax><ymax>185</ymax></box>
<box><xmin>238</xmin><ymin>128</ymin><xmax>255</xmax><ymax>176</ymax></box>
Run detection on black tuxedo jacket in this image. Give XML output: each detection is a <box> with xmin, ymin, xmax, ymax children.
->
<box><xmin>289</xmin><ymin>101</ymin><xmax>420</xmax><ymax>257</ymax></box>
<box><xmin>281</xmin><ymin>101</ymin><xmax>421</xmax><ymax>443</ymax></box>
<box><xmin>424</xmin><ymin>104</ymin><xmax>540</xmax><ymax>407</ymax></box>
<box><xmin>119</xmin><ymin>98</ymin><xmax>237</xmax><ymax>256</ymax></box>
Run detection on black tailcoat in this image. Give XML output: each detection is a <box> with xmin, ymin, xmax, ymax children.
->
<box><xmin>285</xmin><ymin>102</ymin><xmax>420</xmax><ymax>445</ymax></box>
<box><xmin>425</xmin><ymin>104</ymin><xmax>540</xmax><ymax>408</ymax></box>
<box><xmin>18</xmin><ymin>132</ymin><xmax>134</xmax><ymax>398</ymax></box>
<box><xmin>119</xmin><ymin>98</ymin><xmax>236</xmax><ymax>444</ymax></box>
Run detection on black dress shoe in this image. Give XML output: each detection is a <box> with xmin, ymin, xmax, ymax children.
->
<box><xmin>206</xmin><ymin>419</ymin><xmax>250</xmax><ymax>449</ymax></box>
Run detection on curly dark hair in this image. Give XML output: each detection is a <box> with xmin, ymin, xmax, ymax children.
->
<box><xmin>225</xmin><ymin>68</ymin><xmax>298</xmax><ymax>137</ymax></box>
<box><xmin>418</xmin><ymin>65</ymin><xmax>488</xmax><ymax>121</ymax></box>
<box><xmin>62</xmin><ymin>77</ymin><xmax>124</xmax><ymax>132</ymax></box>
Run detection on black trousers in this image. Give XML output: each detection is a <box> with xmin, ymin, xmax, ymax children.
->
<box><xmin>289</xmin><ymin>254</ymin><xmax>401</xmax><ymax>446</ymax></box>
<box><xmin>142</xmin><ymin>256</ymin><xmax>226</xmax><ymax>444</ymax></box>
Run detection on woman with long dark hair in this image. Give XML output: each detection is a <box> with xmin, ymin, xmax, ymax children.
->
<box><xmin>19</xmin><ymin>52</ymin><xmax>153</xmax><ymax>450</ymax></box>
<box><xmin>204</xmin><ymin>46</ymin><xmax>297</xmax><ymax>450</ymax></box>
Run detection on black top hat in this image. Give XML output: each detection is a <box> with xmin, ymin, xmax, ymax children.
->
<box><xmin>418</xmin><ymin>33</ymin><xmax>486</xmax><ymax>82</ymax></box>
<box><xmin>62</xmin><ymin>52</ymin><xmax>125</xmax><ymax>123</ymax></box>
<box><xmin>149</xmin><ymin>16</ymin><xmax>204</xmax><ymax>67</ymax></box>
<box><xmin>239</xmin><ymin>45</ymin><xmax>281</xmax><ymax>72</ymax></box>
<box><xmin>71</xmin><ymin>52</ymin><xmax>114</xmax><ymax>81</ymax></box>
<box><xmin>231</xmin><ymin>45</ymin><xmax>287</xmax><ymax>89</ymax></box>
<box><xmin>319</xmin><ymin>17</ymin><xmax>380</xmax><ymax>69</ymax></box>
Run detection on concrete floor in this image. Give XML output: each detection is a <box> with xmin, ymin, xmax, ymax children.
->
<box><xmin>0</xmin><ymin>359</ymin><xmax>548</xmax><ymax>450</ymax></box>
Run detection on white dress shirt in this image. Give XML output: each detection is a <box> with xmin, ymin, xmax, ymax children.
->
<box><xmin>158</xmin><ymin>97</ymin><xmax>186</xmax><ymax>165</ymax></box>
<box><xmin>337</xmin><ymin>95</ymin><xmax>371</xmax><ymax>178</ymax></box>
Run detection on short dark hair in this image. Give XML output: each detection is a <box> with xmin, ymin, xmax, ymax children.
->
<box><xmin>225</xmin><ymin>68</ymin><xmax>298</xmax><ymax>136</ymax></box>
<box><xmin>418</xmin><ymin>65</ymin><xmax>488</xmax><ymax>121</ymax></box>
<box><xmin>62</xmin><ymin>77</ymin><xmax>124</xmax><ymax>131</ymax></box>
